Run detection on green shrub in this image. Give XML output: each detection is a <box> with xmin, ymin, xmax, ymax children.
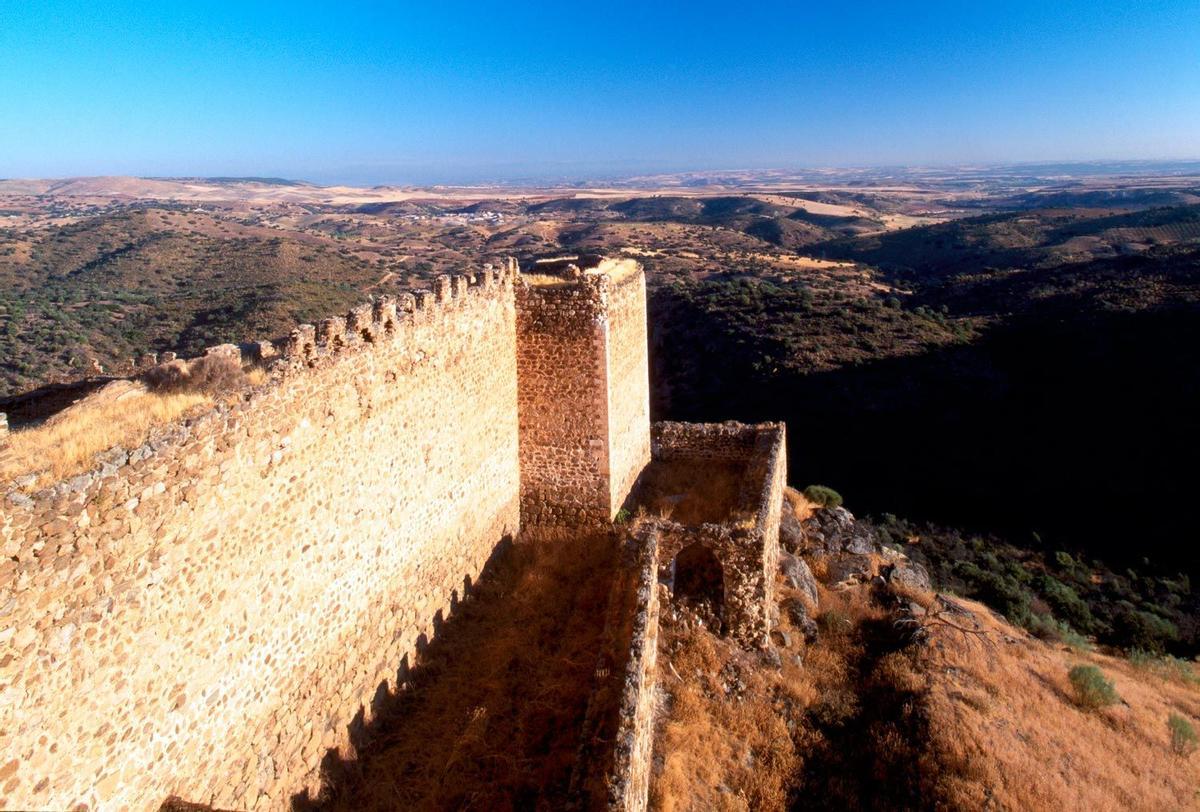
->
<box><xmin>1168</xmin><ymin>714</ymin><xmax>1198</xmax><ymax>757</ymax></box>
<box><xmin>803</xmin><ymin>484</ymin><xmax>843</xmax><ymax>509</ymax></box>
<box><xmin>1128</xmin><ymin>648</ymin><xmax>1158</xmax><ymax>669</ymax></box>
<box><xmin>1112</xmin><ymin>603</ymin><xmax>1179</xmax><ymax>653</ymax></box>
<box><xmin>1038</xmin><ymin>574</ymin><xmax>1097</xmax><ymax>634</ymax></box>
<box><xmin>1038</xmin><ymin>618</ymin><xmax>1094</xmax><ymax>652</ymax></box>
<box><xmin>1129</xmin><ymin>650</ymin><xmax>1200</xmax><ymax>685</ymax></box>
<box><xmin>1068</xmin><ymin>664</ymin><xmax>1119</xmax><ymax>710</ymax></box>
<box><xmin>614</xmin><ymin>508</ymin><xmax>632</xmax><ymax>525</ymax></box>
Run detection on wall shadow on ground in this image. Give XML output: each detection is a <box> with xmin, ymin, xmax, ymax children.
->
<box><xmin>286</xmin><ymin>532</ymin><xmax>618</xmax><ymax>812</ymax></box>
<box><xmin>652</xmin><ymin>300</ymin><xmax>1200</xmax><ymax>571</ymax></box>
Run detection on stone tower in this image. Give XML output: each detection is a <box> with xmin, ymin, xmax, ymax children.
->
<box><xmin>515</xmin><ymin>256</ymin><xmax>652</xmax><ymax>529</ymax></box>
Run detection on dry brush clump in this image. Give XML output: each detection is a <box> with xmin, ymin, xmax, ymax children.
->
<box><xmin>142</xmin><ymin>352</ymin><xmax>255</xmax><ymax>395</ymax></box>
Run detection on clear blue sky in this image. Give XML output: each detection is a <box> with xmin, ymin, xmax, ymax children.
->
<box><xmin>1</xmin><ymin>1</ymin><xmax>1197</xmax><ymax>184</ymax></box>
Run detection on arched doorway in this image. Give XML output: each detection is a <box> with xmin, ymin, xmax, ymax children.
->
<box><xmin>670</xmin><ymin>543</ymin><xmax>725</xmax><ymax>633</ymax></box>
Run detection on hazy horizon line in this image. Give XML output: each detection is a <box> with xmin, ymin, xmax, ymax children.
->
<box><xmin>5</xmin><ymin>156</ymin><xmax>1200</xmax><ymax>190</ymax></box>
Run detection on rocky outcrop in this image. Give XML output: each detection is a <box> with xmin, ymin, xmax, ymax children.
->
<box><xmin>790</xmin><ymin>504</ymin><xmax>931</xmax><ymax>596</ymax></box>
<box><xmin>800</xmin><ymin>506</ymin><xmax>878</xmax><ymax>557</ymax></box>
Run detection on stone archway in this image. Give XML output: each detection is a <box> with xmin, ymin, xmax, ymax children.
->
<box><xmin>670</xmin><ymin>542</ymin><xmax>725</xmax><ymax>633</ymax></box>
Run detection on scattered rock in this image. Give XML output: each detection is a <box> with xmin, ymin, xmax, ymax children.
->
<box><xmin>801</xmin><ymin>506</ymin><xmax>879</xmax><ymax>557</ymax></box>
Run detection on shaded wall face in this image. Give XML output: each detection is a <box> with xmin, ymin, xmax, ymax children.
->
<box><xmin>0</xmin><ymin>280</ymin><xmax>521</xmax><ymax>810</ymax></box>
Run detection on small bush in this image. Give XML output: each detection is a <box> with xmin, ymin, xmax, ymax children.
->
<box><xmin>614</xmin><ymin>508</ymin><xmax>631</xmax><ymax>525</ymax></box>
<box><xmin>803</xmin><ymin>484</ymin><xmax>843</xmax><ymax>509</ymax></box>
<box><xmin>1168</xmin><ymin>714</ymin><xmax>1198</xmax><ymax>757</ymax></box>
<box><xmin>1068</xmin><ymin>664</ymin><xmax>1119</xmax><ymax>710</ymax></box>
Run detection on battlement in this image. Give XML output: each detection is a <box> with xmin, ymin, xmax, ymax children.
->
<box><xmin>279</xmin><ymin>261</ymin><xmax>517</xmax><ymax>368</ymax></box>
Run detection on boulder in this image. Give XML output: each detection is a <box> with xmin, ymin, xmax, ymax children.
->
<box><xmin>887</xmin><ymin>561</ymin><xmax>932</xmax><ymax>593</ymax></box>
<box><xmin>778</xmin><ymin>551</ymin><xmax>819</xmax><ymax>607</ymax></box>
<box><xmin>779</xmin><ymin>505</ymin><xmax>805</xmax><ymax>553</ymax></box>
<box><xmin>826</xmin><ymin>553</ymin><xmax>874</xmax><ymax>585</ymax></box>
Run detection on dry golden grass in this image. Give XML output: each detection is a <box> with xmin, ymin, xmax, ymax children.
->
<box><xmin>918</xmin><ymin>597</ymin><xmax>1200</xmax><ymax>811</ymax></box>
<box><xmin>1</xmin><ymin>384</ymin><xmax>211</xmax><ymax>487</ymax></box>
<box><xmin>651</xmin><ymin>582</ymin><xmax>888</xmax><ymax>811</ymax></box>
<box><xmin>653</xmin><ymin>620</ymin><xmax>804</xmax><ymax>812</ymax></box>
<box><xmin>782</xmin><ymin>485</ymin><xmax>817</xmax><ymax>524</ymax></box>
<box><xmin>521</xmin><ymin>272</ymin><xmax>577</xmax><ymax>287</ymax></box>
<box><xmin>244</xmin><ymin>366</ymin><xmax>268</xmax><ymax>387</ymax></box>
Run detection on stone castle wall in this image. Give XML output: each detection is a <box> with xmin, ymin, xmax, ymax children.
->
<box><xmin>650</xmin><ymin>421</ymin><xmax>786</xmax><ymax>647</ymax></box>
<box><xmin>0</xmin><ymin>269</ymin><xmax>523</xmax><ymax>810</ymax></box>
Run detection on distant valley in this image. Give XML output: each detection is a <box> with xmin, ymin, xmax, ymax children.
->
<box><xmin>2</xmin><ymin>164</ymin><xmax>1198</xmax><ymax>582</ymax></box>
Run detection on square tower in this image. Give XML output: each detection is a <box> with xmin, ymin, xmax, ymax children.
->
<box><xmin>515</xmin><ymin>256</ymin><xmax>652</xmax><ymax>528</ymax></box>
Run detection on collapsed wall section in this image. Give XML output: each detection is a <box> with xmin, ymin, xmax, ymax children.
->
<box><xmin>650</xmin><ymin>421</ymin><xmax>786</xmax><ymax>647</ymax></box>
<box><xmin>572</xmin><ymin>420</ymin><xmax>787</xmax><ymax>812</ymax></box>
<box><xmin>0</xmin><ymin>269</ymin><xmax>521</xmax><ymax>810</ymax></box>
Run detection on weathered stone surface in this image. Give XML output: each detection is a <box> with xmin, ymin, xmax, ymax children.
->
<box><xmin>0</xmin><ymin>264</ymin><xmax>545</xmax><ymax>811</ymax></box>
<box><xmin>826</xmin><ymin>553</ymin><xmax>875</xmax><ymax>585</ymax></box>
<box><xmin>515</xmin><ymin>260</ymin><xmax>650</xmax><ymax>529</ymax></box>
<box><xmin>778</xmin><ymin>551</ymin><xmax>819</xmax><ymax>607</ymax></box>
<box><xmin>801</xmin><ymin>506</ymin><xmax>879</xmax><ymax>557</ymax></box>
<box><xmin>887</xmin><ymin>560</ymin><xmax>932</xmax><ymax>593</ymax></box>
<box><xmin>651</xmin><ymin>421</ymin><xmax>786</xmax><ymax>649</ymax></box>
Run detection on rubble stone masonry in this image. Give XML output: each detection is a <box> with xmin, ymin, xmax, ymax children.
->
<box><xmin>0</xmin><ymin>268</ymin><xmax>524</xmax><ymax>809</ymax></box>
